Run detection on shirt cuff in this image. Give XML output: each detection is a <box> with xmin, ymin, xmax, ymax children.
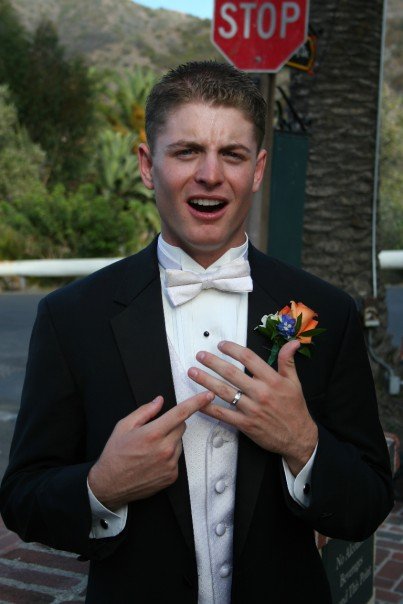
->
<box><xmin>87</xmin><ymin>479</ymin><xmax>128</xmax><ymax>538</ymax></box>
<box><xmin>282</xmin><ymin>443</ymin><xmax>318</xmax><ymax>508</ymax></box>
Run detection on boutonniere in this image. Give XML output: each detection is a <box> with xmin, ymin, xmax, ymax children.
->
<box><xmin>255</xmin><ymin>300</ymin><xmax>326</xmax><ymax>365</ymax></box>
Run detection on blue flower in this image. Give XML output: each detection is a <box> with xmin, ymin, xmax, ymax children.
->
<box><xmin>276</xmin><ymin>315</ymin><xmax>296</xmax><ymax>339</ymax></box>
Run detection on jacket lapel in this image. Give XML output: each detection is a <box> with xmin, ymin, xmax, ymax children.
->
<box><xmin>233</xmin><ymin>244</ymin><xmax>284</xmax><ymax>562</ymax></box>
<box><xmin>110</xmin><ymin>241</ymin><xmax>195</xmax><ymax>554</ymax></box>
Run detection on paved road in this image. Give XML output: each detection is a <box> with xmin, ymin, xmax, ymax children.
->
<box><xmin>0</xmin><ymin>287</ymin><xmax>403</xmax><ymax>481</ymax></box>
<box><xmin>0</xmin><ymin>292</ymin><xmax>46</xmax><ymax>479</ymax></box>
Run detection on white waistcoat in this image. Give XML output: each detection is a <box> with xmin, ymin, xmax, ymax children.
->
<box><xmin>159</xmin><ymin>237</ymin><xmax>249</xmax><ymax>603</ymax></box>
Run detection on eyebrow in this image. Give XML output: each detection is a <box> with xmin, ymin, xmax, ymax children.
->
<box><xmin>166</xmin><ymin>141</ymin><xmax>204</xmax><ymax>151</ymax></box>
<box><xmin>165</xmin><ymin>140</ymin><xmax>253</xmax><ymax>154</ymax></box>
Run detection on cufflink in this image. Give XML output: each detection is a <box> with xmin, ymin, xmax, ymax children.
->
<box><xmin>303</xmin><ymin>483</ymin><xmax>311</xmax><ymax>495</ymax></box>
<box><xmin>100</xmin><ymin>518</ymin><xmax>109</xmax><ymax>529</ymax></box>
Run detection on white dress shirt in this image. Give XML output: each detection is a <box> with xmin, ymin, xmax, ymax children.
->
<box><xmin>87</xmin><ymin>234</ymin><xmax>316</xmax><ymax>602</ymax></box>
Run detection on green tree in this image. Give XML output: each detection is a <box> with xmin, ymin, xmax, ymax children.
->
<box><xmin>89</xmin><ymin>68</ymin><xmax>157</xmax><ymax>203</ymax></box>
<box><xmin>0</xmin><ymin>0</ymin><xmax>29</xmax><ymax>102</ymax></box>
<box><xmin>98</xmin><ymin>67</ymin><xmax>157</xmax><ymax>143</ymax></box>
<box><xmin>0</xmin><ymin>184</ymin><xmax>160</xmax><ymax>260</ymax></box>
<box><xmin>19</xmin><ymin>20</ymin><xmax>96</xmax><ymax>185</ymax></box>
<box><xmin>379</xmin><ymin>84</ymin><xmax>403</xmax><ymax>249</ymax></box>
<box><xmin>0</xmin><ymin>85</ymin><xmax>46</xmax><ymax>201</ymax></box>
<box><xmin>91</xmin><ymin>129</ymin><xmax>154</xmax><ymax>203</ymax></box>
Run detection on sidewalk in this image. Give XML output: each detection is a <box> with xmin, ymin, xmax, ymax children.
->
<box><xmin>0</xmin><ymin>503</ymin><xmax>402</xmax><ymax>603</ymax></box>
<box><xmin>375</xmin><ymin>501</ymin><xmax>403</xmax><ymax>604</ymax></box>
<box><xmin>0</xmin><ymin>518</ymin><xmax>88</xmax><ymax>603</ymax></box>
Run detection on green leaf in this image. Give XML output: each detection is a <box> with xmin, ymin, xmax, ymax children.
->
<box><xmin>299</xmin><ymin>327</ymin><xmax>327</xmax><ymax>338</ymax></box>
<box><xmin>265</xmin><ymin>320</ymin><xmax>278</xmax><ymax>337</ymax></box>
<box><xmin>256</xmin><ymin>326</ymin><xmax>272</xmax><ymax>338</ymax></box>
<box><xmin>275</xmin><ymin>335</ymin><xmax>288</xmax><ymax>346</ymax></box>
<box><xmin>256</xmin><ymin>320</ymin><xmax>279</xmax><ymax>340</ymax></box>
<box><xmin>295</xmin><ymin>312</ymin><xmax>302</xmax><ymax>336</ymax></box>
<box><xmin>267</xmin><ymin>342</ymin><xmax>280</xmax><ymax>365</ymax></box>
<box><xmin>298</xmin><ymin>346</ymin><xmax>312</xmax><ymax>358</ymax></box>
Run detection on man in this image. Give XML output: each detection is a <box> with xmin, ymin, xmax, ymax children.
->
<box><xmin>0</xmin><ymin>61</ymin><xmax>394</xmax><ymax>603</ymax></box>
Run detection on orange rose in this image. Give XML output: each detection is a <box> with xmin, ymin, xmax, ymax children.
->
<box><xmin>280</xmin><ymin>301</ymin><xmax>318</xmax><ymax>344</ymax></box>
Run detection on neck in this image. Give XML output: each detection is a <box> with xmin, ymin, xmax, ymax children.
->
<box><xmin>159</xmin><ymin>237</ymin><xmax>249</xmax><ymax>270</ymax></box>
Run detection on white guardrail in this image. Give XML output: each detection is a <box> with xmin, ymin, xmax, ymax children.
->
<box><xmin>378</xmin><ymin>251</ymin><xmax>403</xmax><ymax>270</ymax></box>
<box><xmin>0</xmin><ymin>251</ymin><xmax>401</xmax><ymax>278</ymax></box>
<box><xmin>0</xmin><ymin>258</ymin><xmax>122</xmax><ymax>277</ymax></box>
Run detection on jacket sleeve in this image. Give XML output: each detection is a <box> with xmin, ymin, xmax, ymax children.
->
<box><xmin>0</xmin><ymin>298</ymin><xmax>128</xmax><ymax>560</ymax></box>
<box><xmin>282</xmin><ymin>297</ymin><xmax>394</xmax><ymax>540</ymax></box>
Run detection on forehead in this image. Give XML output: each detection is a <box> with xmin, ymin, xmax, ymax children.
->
<box><xmin>155</xmin><ymin>102</ymin><xmax>257</xmax><ymax>148</ymax></box>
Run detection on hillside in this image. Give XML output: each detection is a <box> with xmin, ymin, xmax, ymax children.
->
<box><xmin>8</xmin><ymin>0</ymin><xmax>402</xmax><ymax>89</ymax></box>
<box><xmin>10</xmin><ymin>0</ymin><xmax>221</xmax><ymax>72</ymax></box>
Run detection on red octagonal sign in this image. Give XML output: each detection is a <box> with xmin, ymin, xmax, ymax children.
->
<box><xmin>212</xmin><ymin>0</ymin><xmax>309</xmax><ymax>72</ymax></box>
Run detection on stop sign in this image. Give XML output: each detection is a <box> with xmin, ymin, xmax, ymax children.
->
<box><xmin>212</xmin><ymin>0</ymin><xmax>309</xmax><ymax>72</ymax></box>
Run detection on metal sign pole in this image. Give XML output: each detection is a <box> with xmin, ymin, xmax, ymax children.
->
<box><xmin>247</xmin><ymin>73</ymin><xmax>276</xmax><ymax>252</ymax></box>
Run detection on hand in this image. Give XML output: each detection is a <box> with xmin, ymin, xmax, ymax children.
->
<box><xmin>88</xmin><ymin>391</ymin><xmax>214</xmax><ymax>510</ymax></box>
<box><xmin>188</xmin><ymin>340</ymin><xmax>318</xmax><ymax>476</ymax></box>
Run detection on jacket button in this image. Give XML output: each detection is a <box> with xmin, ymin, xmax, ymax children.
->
<box><xmin>100</xmin><ymin>519</ymin><xmax>109</xmax><ymax>529</ymax></box>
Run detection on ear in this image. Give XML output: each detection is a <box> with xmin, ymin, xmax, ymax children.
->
<box><xmin>138</xmin><ymin>143</ymin><xmax>154</xmax><ymax>190</ymax></box>
<box><xmin>252</xmin><ymin>149</ymin><xmax>267</xmax><ymax>193</ymax></box>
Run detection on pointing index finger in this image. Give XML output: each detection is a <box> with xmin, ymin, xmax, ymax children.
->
<box><xmin>157</xmin><ymin>390</ymin><xmax>215</xmax><ymax>434</ymax></box>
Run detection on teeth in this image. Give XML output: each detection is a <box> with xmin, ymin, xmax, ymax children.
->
<box><xmin>190</xmin><ymin>199</ymin><xmax>223</xmax><ymax>206</ymax></box>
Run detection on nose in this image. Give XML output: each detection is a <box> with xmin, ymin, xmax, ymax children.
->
<box><xmin>194</xmin><ymin>153</ymin><xmax>224</xmax><ymax>188</ymax></box>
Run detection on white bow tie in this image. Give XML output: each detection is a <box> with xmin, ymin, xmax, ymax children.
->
<box><xmin>164</xmin><ymin>258</ymin><xmax>253</xmax><ymax>307</ymax></box>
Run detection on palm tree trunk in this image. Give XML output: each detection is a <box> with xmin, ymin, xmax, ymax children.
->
<box><xmin>290</xmin><ymin>0</ymin><xmax>403</xmax><ymax>434</ymax></box>
<box><xmin>290</xmin><ymin>0</ymin><xmax>383</xmax><ymax>295</ymax></box>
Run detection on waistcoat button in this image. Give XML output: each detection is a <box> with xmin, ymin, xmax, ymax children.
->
<box><xmin>215</xmin><ymin>523</ymin><xmax>226</xmax><ymax>536</ymax></box>
<box><xmin>212</xmin><ymin>435</ymin><xmax>224</xmax><ymax>448</ymax></box>
<box><xmin>215</xmin><ymin>480</ymin><xmax>226</xmax><ymax>493</ymax></box>
<box><xmin>219</xmin><ymin>563</ymin><xmax>231</xmax><ymax>578</ymax></box>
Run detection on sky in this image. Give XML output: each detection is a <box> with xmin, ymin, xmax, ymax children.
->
<box><xmin>135</xmin><ymin>0</ymin><xmax>214</xmax><ymax>20</ymax></box>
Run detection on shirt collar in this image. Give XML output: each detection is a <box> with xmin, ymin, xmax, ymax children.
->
<box><xmin>157</xmin><ymin>234</ymin><xmax>249</xmax><ymax>273</ymax></box>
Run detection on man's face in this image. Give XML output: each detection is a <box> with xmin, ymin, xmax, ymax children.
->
<box><xmin>138</xmin><ymin>102</ymin><xmax>267</xmax><ymax>267</ymax></box>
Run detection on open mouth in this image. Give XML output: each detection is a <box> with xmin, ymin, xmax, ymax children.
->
<box><xmin>188</xmin><ymin>199</ymin><xmax>227</xmax><ymax>213</ymax></box>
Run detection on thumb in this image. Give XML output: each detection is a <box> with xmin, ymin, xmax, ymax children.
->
<box><xmin>277</xmin><ymin>340</ymin><xmax>300</xmax><ymax>382</ymax></box>
<box><xmin>123</xmin><ymin>396</ymin><xmax>165</xmax><ymax>429</ymax></box>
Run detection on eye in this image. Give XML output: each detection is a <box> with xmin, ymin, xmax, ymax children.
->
<box><xmin>223</xmin><ymin>150</ymin><xmax>244</xmax><ymax>161</ymax></box>
<box><xmin>176</xmin><ymin>148</ymin><xmax>197</xmax><ymax>157</ymax></box>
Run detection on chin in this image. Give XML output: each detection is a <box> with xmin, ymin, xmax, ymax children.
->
<box><xmin>187</xmin><ymin>238</ymin><xmax>228</xmax><ymax>253</ymax></box>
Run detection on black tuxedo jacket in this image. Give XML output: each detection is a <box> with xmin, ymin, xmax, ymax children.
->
<box><xmin>0</xmin><ymin>240</ymin><xmax>393</xmax><ymax>603</ymax></box>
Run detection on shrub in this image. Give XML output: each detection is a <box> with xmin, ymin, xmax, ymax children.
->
<box><xmin>0</xmin><ymin>184</ymin><xmax>160</xmax><ymax>260</ymax></box>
